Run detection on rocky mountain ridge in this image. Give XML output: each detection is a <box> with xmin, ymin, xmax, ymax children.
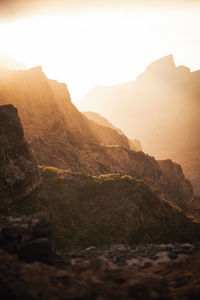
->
<box><xmin>0</xmin><ymin>80</ymin><xmax>200</xmax><ymax>299</ymax></box>
<box><xmin>0</xmin><ymin>103</ymin><xmax>199</xmax><ymax>248</ymax></box>
<box><xmin>78</xmin><ymin>54</ymin><xmax>200</xmax><ymax>195</ymax></box>
<box><xmin>0</xmin><ymin>67</ymin><xmax>195</xmax><ymax>209</ymax></box>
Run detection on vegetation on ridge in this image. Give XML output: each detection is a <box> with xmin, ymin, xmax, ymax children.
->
<box><xmin>4</xmin><ymin>166</ymin><xmax>200</xmax><ymax>249</ymax></box>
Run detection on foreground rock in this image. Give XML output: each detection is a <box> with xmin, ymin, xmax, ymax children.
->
<box><xmin>0</xmin><ymin>248</ymin><xmax>200</xmax><ymax>299</ymax></box>
<box><xmin>0</xmin><ymin>104</ymin><xmax>40</xmax><ymax>205</ymax></box>
<box><xmin>0</xmin><ymin>213</ymin><xmax>54</xmax><ymax>264</ymax></box>
<box><xmin>59</xmin><ymin>243</ymin><xmax>200</xmax><ymax>269</ymax></box>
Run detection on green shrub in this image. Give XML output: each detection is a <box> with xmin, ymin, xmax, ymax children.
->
<box><xmin>187</xmin><ymin>215</ymin><xmax>200</xmax><ymax>224</ymax></box>
<box><xmin>121</xmin><ymin>175</ymin><xmax>134</xmax><ymax>181</ymax></box>
<box><xmin>99</xmin><ymin>173</ymin><xmax>120</xmax><ymax>181</ymax></box>
<box><xmin>163</xmin><ymin>199</ymin><xmax>182</xmax><ymax>213</ymax></box>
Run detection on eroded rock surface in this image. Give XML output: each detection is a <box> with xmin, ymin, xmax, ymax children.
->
<box><xmin>0</xmin><ymin>212</ymin><xmax>53</xmax><ymax>263</ymax></box>
<box><xmin>0</xmin><ymin>104</ymin><xmax>40</xmax><ymax>205</ymax></box>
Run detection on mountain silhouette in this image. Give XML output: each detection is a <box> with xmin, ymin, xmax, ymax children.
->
<box><xmin>78</xmin><ymin>55</ymin><xmax>200</xmax><ymax>195</ymax></box>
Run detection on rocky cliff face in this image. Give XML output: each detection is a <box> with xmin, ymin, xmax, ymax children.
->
<box><xmin>78</xmin><ymin>55</ymin><xmax>200</xmax><ymax>195</ymax></box>
<box><xmin>0</xmin><ymin>67</ymin><xmax>194</xmax><ymax>208</ymax></box>
<box><xmin>0</xmin><ymin>105</ymin><xmax>40</xmax><ymax>205</ymax></box>
<box><xmin>158</xmin><ymin>160</ymin><xmax>193</xmax><ymax>210</ymax></box>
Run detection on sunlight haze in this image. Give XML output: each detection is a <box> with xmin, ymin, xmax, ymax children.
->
<box><xmin>0</xmin><ymin>5</ymin><xmax>200</xmax><ymax>101</ymax></box>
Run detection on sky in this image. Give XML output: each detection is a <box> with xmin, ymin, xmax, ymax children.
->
<box><xmin>0</xmin><ymin>0</ymin><xmax>200</xmax><ymax>101</ymax></box>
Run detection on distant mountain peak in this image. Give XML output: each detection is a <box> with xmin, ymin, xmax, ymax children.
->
<box><xmin>29</xmin><ymin>65</ymin><xmax>43</xmax><ymax>73</ymax></box>
<box><xmin>146</xmin><ymin>54</ymin><xmax>176</xmax><ymax>72</ymax></box>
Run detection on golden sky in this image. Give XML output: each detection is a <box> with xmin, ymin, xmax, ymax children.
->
<box><xmin>0</xmin><ymin>0</ymin><xmax>199</xmax><ymax>100</ymax></box>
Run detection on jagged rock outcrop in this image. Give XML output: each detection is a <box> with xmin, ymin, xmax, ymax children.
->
<box><xmin>0</xmin><ymin>104</ymin><xmax>40</xmax><ymax>205</ymax></box>
<box><xmin>78</xmin><ymin>55</ymin><xmax>200</xmax><ymax>195</ymax></box>
<box><xmin>0</xmin><ymin>67</ymin><xmax>194</xmax><ymax>208</ymax></box>
<box><xmin>0</xmin><ymin>213</ymin><xmax>53</xmax><ymax>264</ymax></box>
<box><xmin>158</xmin><ymin>160</ymin><xmax>193</xmax><ymax>210</ymax></box>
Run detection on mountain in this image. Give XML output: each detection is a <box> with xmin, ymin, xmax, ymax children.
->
<box><xmin>1</xmin><ymin>72</ymin><xmax>200</xmax><ymax>300</ymax></box>
<box><xmin>83</xmin><ymin>111</ymin><xmax>142</xmax><ymax>151</ymax></box>
<box><xmin>78</xmin><ymin>55</ymin><xmax>200</xmax><ymax>195</ymax></box>
<box><xmin>0</xmin><ymin>104</ymin><xmax>40</xmax><ymax>206</ymax></box>
<box><xmin>1</xmin><ymin>102</ymin><xmax>199</xmax><ymax>248</ymax></box>
<box><xmin>0</xmin><ymin>66</ymin><xmax>195</xmax><ymax>210</ymax></box>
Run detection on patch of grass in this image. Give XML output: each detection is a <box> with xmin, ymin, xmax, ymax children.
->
<box><xmin>98</xmin><ymin>173</ymin><xmax>120</xmax><ymax>181</ymax></box>
<box><xmin>163</xmin><ymin>199</ymin><xmax>182</xmax><ymax>213</ymax></box>
<box><xmin>121</xmin><ymin>175</ymin><xmax>134</xmax><ymax>181</ymax></box>
<box><xmin>40</xmin><ymin>166</ymin><xmax>66</xmax><ymax>178</ymax></box>
<box><xmin>187</xmin><ymin>215</ymin><xmax>200</xmax><ymax>224</ymax></box>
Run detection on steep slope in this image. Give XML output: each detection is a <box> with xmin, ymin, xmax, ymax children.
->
<box><xmin>83</xmin><ymin>111</ymin><xmax>142</xmax><ymax>151</ymax></box>
<box><xmin>0</xmin><ymin>67</ymin><xmax>194</xmax><ymax>208</ymax></box>
<box><xmin>0</xmin><ymin>103</ymin><xmax>198</xmax><ymax>250</ymax></box>
<box><xmin>0</xmin><ymin>104</ymin><xmax>40</xmax><ymax>205</ymax></box>
<box><xmin>83</xmin><ymin>111</ymin><xmax>124</xmax><ymax>135</ymax></box>
<box><xmin>78</xmin><ymin>55</ymin><xmax>200</xmax><ymax>194</ymax></box>
<box><xmin>0</xmin><ymin>67</ymin><xmax>130</xmax><ymax>165</ymax></box>
<box><xmin>9</xmin><ymin>167</ymin><xmax>200</xmax><ymax>247</ymax></box>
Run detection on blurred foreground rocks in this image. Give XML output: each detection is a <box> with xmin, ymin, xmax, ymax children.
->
<box><xmin>0</xmin><ymin>212</ymin><xmax>54</xmax><ymax>264</ymax></box>
<box><xmin>0</xmin><ymin>248</ymin><xmax>200</xmax><ymax>300</ymax></box>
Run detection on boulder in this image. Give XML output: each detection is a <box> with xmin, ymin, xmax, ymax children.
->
<box><xmin>0</xmin><ymin>212</ymin><xmax>54</xmax><ymax>264</ymax></box>
<box><xmin>0</xmin><ymin>104</ymin><xmax>41</xmax><ymax>205</ymax></box>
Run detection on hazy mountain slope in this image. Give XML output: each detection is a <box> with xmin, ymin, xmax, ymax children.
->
<box><xmin>83</xmin><ymin>111</ymin><xmax>124</xmax><ymax>135</ymax></box>
<box><xmin>78</xmin><ymin>55</ymin><xmax>200</xmax><ymax>194</ymax></box>
<box><xmin>83</xmin><ymin>111</ymin><xmax>142</xmax><ymax>151</ymax></box>
<box><xmin>0</xmin><ymin>67</ymin><xmax>194</xmax><ymax>208</ymax></box>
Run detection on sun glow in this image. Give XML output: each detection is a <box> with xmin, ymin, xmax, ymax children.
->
<box><xmin>0</xmin><ymin>8</ymin><xmax>200</xmax><ymax>101</ymax></box>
